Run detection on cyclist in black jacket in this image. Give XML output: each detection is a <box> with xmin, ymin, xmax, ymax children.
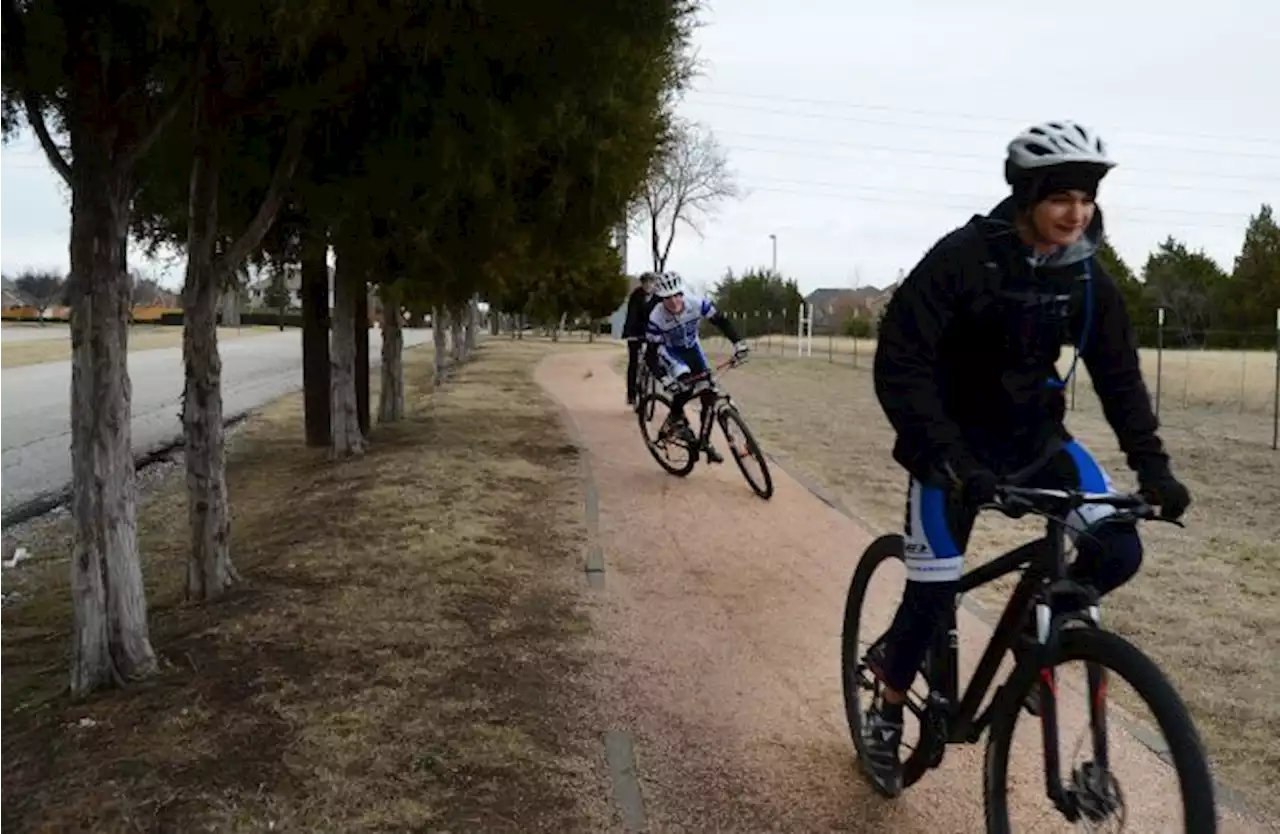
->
<box><xmin>624</xmin><ymin>271</ymin><xmax>660</xmax><ymax>405</ymax></box>
<box><xmin>860</xmin><ymin>120</ymin><xmax>1192</xmax><ymax>797</ymax></box>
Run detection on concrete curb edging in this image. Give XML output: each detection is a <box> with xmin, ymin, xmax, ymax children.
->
<box><xmin>548</xmin><ymin>396</ymin><xmax>606</xmax><ymax>590</ymax></box>
<box><xmin>766</xmin><ymin>451</ymin><xmax>1271</xmax><ymax>829</ymax></box>
<box><xmin>603</xmin><ymin>730</ymin><xmax>649</xmax><ymax>833</ymax></box>
<box><xmin>537</xmin><ymin>358</ymin><xmax>653</xmax><ymax>831</ymax></box>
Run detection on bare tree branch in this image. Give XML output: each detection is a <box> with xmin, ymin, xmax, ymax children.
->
<box><xmin>2</xmin><ymin>0</ymin><xmax>73</xmax><ymax>183</ymax></box>
<box><xmin>639</xmin><ymin>118</ymin><xmax>739</xmax><ymax>274</ymax></box>
<box><xmin>121</xmin><ymin>77</ymin><xmax>192</xmax><ymax>173</ymax></box>
<box><xmin>216</xmin><ymin>114</ymin><xmax>311</xmax><ymax>274</ymax></box>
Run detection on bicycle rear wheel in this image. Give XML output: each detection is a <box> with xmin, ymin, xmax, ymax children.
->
<box><xmin>718</xmin><ymin>405</ymin><xmax>773</xmax><ymax>499</ymax></box>
<box><xmin>841</xmin><ymin>534</ymin><xmax>939</xmax><ymax>794</ymax></box>
<box><xmin>983</xmin><ymin>628</ymin><xmax>1216</xmax><ymax>833</ymax></box>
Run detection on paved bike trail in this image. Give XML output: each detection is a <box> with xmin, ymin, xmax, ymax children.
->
<box><xmin>536</xmin><ymin>348</ymin><xmax>1269</xmax><ymax>833</ymax></box>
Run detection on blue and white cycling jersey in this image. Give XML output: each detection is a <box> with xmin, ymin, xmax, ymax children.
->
<box><xmin>645</xmin><ymin>294</ymin><xmax>718</xmax><ymax>376</ymax></box>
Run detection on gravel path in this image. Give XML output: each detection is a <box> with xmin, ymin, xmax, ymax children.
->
<box><xmin>537</xmin><ymin>349</ymin><xmax>1269</xmax><ymax>834</ymax></box>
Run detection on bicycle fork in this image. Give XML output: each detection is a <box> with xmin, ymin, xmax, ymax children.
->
<box><xmin>1036</xmin><ymin>601</ymin><xmax>1115</xmax><ymax>822</ymax></box>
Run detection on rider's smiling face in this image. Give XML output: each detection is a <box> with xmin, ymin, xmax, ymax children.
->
<box><xmin>1030</xmin><ymin>190</ymin><xmax>1095</xmax><ymax>248</ymax></box>
<box><xmin>662</xmin><ymin>293</ymin><xmax>685</xmax><ymax>314</ymax></box>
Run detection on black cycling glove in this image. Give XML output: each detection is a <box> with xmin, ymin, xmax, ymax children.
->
<box><xmin>944</xmin><ymin>456</ymin><xmax>999</xmax><ymax>506</ymax></box>
<box><xmin>1136</xmin><ymin>462</ymin><xmax>1191</xmax><ymax>521</ymax></box>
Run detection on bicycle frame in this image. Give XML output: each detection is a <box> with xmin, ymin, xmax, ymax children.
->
<box><xmin>915</xmin><ymin>509</ymin><xmax>1110</xmax><ymax>813</ymax></box>
<box><xmin>682</xmin><ymin>358</ymin><xmax>741</xmax><ymax>445</ymax></box>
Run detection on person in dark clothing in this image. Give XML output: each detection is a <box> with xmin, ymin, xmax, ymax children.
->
<box><xmin>624</xmin><ymin>271</ymin><xmax>660</xmax><ymax>405</ymax></box>
<box><xmin>858</xmin><ymin>120</ymin><xmax>1192</xmax><ymax>798</ymax></box>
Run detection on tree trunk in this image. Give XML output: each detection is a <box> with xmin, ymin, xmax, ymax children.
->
<box><xmin>301</xmin><ymin>229</ymin><xmax>330</xmax><ymax>447</ymax></box>
<box><xmin>330</xmin><ymin>239</ymin><xmax>365</xmax><ymax>456</ymax></box>
<box><xmin>450</xmin><ymin>308</ymin><xmax>465</xmax><ymax>361</ymax></box>
<box><xmin>378</xmin><ymin>287</ymin><xmax>404</xmax><ymax>423</ymax></box>
<box><xmin>66</xmin><ymin>142</ymin><xmax>157</xmax><ymax>696</ymax></box>
<box><xmin>432</xmin><ymin>305</ymin><xmax>449</xmax><ymax>386</ymax></box>
<box><xmin>464</xmin><ymin>296</ymin><xmax>479</xmax><ymax>353</ymax></box>
<box><xmin>180</xmin><ymin>110</ymin><xmax>237</xmax><ymax>601</ymax></box>
<box><xmin>220</xmin><ymin>286</ymin><xmax>241</xmax><ymax>327</ymax></box>
<box><xmin>355</xmin><ymin>287</ymin><xmax>370</xmax><ymax>437</ymax></box>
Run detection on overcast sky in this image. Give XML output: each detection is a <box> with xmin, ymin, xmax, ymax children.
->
<box><xmin>4</xmin><ymin>0</ymin><xmax>1278</xmax><ymax>295</ymax></box>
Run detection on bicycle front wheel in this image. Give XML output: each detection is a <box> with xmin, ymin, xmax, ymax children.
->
<box><xmin>718</xmin><ymin>406</ymin><xmax>773</xmax><ymax>499</ymax></box>
<box><xmin>637</xmin><ymin>392</ymin><xmax>696</xmax><ymax>476</ymax></box>
<box><xmin>983</xmin><ymin>627</ymin><xmax>1217</xmax><ymax>833</ymax></box>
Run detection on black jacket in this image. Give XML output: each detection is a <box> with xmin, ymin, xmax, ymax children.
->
<box><xmin>623</xmin><ymin>287</ymin><xmax>658</xmax><ymax>339</ymax></box>
<box><xmin>873</xmin><ymin>197</ymin><xmax>1168</xmax><ymax>482</ymax></box>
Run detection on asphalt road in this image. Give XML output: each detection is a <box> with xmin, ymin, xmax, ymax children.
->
<box><xmin>1</xmin><ymin>327</ymin><xmax>432</xmax><ymax>517</ymax></box>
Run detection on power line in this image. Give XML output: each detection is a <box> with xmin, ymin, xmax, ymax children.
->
<box><xmin>739</xmin><ymin>185</ymin><xmax>1251</xmax><ymax>231</ymax></box>
<box><xmin>744</xmin><ymin>174</ymin><xmax>1252</xmax><ymax>218</ymax></box>
<box><xmin>723</xmin><ymin>144</ymin><xmax>1278</xmax><ymax>197</ymax></box>
<box><xmin>684</xmin><ymin>89</ymin><xmax>1280</xmax><ymax>148</ymax></box>
<box><xmin>713</xmin><ymin>129</ymin><xmax>1280</xmax><ymax>184</ymax></box>
<box><xmin>682</xmin><ymin>100</ymin><xmax>1280</xmax><ymax>161</ymax></box>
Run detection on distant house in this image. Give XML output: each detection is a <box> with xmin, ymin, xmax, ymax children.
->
<box><xmin>802</xmin><ymin>284</ymin><xmax>897</xmax><ymax>334</ymax></box>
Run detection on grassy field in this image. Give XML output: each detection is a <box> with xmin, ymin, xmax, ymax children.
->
<box><xmin>1</xmin><ymin>341</ymin><xmax>612</xmax><ymax>833</ymax></box>
<box><xmin>0</xmin><ymin>324</ymin><xmax>278</xmax><ymax>368</ymax></box>
<box><xmin>704</xmin><ymin>350</ymin><xmax>1280</xmax><ymax>819</ymax></box>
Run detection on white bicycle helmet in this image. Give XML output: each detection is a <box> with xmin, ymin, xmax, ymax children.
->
<box><xmin>1005</xmin><ymin>120</ymin><xmax>1117</xmax><ymax>184</ymax></box>
<box><xmin>652</xmin><ymin>270</ymin><xmax>685</xmax><ymax>298</ymax></box>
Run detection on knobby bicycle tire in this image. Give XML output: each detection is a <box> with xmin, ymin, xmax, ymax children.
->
<box><xmin>841</xmin><ymin>534</ymin><xmax>936</xmax><ymax>792</ymax></box>
<box><xmin>637</xmin><ymin>392</ymin><xmax>696</xmax><ymax>476</ymax></box>
<box><xmin>983</xmin><ymin>627</ymin><xmax>1217</xmax><ymax>833</ymax></box>
<box><xmin>718</xmin><ymin>406</ymin><xmax>773</xmax><ymax>499</ymax></box>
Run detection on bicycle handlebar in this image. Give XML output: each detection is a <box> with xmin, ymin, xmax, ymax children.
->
<box><xmin>680</xmin><ymin>354</ymin><xmax>747</xmax><ymax>387</ymax></box>
<box><xmin>985</xmin><ymin>485</ymin><xmax>1181</xmax><ymax>526</ymax></box>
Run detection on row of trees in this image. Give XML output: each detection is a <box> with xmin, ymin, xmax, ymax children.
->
<box><xmin>3</xmin><ymin>0</ymin><xmax>700</xmax><ymax>695</ymax></box>
<box><xmin>1098</xmin><ymin>204</ymin><xmax>1280</xmax><ymax>348</ymax></box>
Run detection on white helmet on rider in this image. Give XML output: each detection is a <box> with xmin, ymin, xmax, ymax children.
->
<box><xmin>652</xmin><ymin>270</ymin><xmax>685</xmax><ymax>298</ymax></box>
<box><xmin>1005</xmin><ymin>121</ymin><xmax>1116</xmax><ymax>209</ymax></box>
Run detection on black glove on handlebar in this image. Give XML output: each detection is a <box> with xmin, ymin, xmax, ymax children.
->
<box><xmin>1137</xmin><ymin>466</ymin><xmax>1191</xmax><ymax>521</ymax></box>
<box><xmin>944</xmin><ymin>458</ymin><xmax>998</xmax><ymax>506</ymax></box>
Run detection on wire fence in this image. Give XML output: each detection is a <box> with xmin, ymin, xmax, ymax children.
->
<box><xmin>702</xmin><ymin>311</ymin><xmax>1280</xmax><ymax>451</ymax></box>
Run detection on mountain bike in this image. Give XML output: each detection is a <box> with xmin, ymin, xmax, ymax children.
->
<box><xmin>636</xmin><ymin>355</ymin><xmax>774</xmax><ymax>499</ymax></box>
<box><xmin>841</xmin><ymin>484</ymin><xmax>1216</xmax><ymax>832</ymax></box>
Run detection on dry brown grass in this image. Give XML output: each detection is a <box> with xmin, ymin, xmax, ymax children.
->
<box><xmin>708</xmin><ymin>353</ymin><xmax>1280</xmax><ymax>820</ymax></box>
<box><xmin>0</xmin><ymin>324</ymin><xmax>278</xmax><ymax>368</ymax></box>
<box><xmin>1</xmin><ymin>340</ymin><xmax>611</xmax><ymax>833</ymax></box>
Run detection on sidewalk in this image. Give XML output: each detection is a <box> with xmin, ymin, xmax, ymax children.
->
<box><xmin>537</xmin><ymin>348</ymin><xmax>1269</xmax><ymax>833</ymax></box>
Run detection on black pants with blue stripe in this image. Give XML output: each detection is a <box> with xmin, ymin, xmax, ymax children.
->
<box><xmin>879</xmin><ymin>440</ymin><xmax>1144</xmax><ymax>691</ymax></box>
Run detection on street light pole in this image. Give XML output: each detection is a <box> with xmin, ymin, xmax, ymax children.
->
<box><xmin>769</xmin><ymin>233</ymin><xmax>777</xmax><ymax>274</ymax></box>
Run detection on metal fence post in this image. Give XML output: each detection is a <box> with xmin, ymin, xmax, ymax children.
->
<box><xmin>1272</xmin><ymin>308</ymin><xmax>1279</xmax><ymax>451</ymax></box>
<box><xmin>1155</xmin><ymin>307</ymin><xmax>1165</xmax><ymax>420</ymax></box>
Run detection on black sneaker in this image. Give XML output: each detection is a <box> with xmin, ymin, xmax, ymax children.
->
<box><xmin>702</xmin><ymin>442</ymin><xmax>724</xmax><ymax>464</ymax></box>
<box><xmin>861</xmin><ymin>698</ymin><xmax>904</xmax><ymax>797</ymax></box>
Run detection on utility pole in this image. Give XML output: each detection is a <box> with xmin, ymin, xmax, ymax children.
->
<box><xmin>769</xmin><ymin>233</ymin><xmax>777</xmax><ymax>274</ymax></box>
